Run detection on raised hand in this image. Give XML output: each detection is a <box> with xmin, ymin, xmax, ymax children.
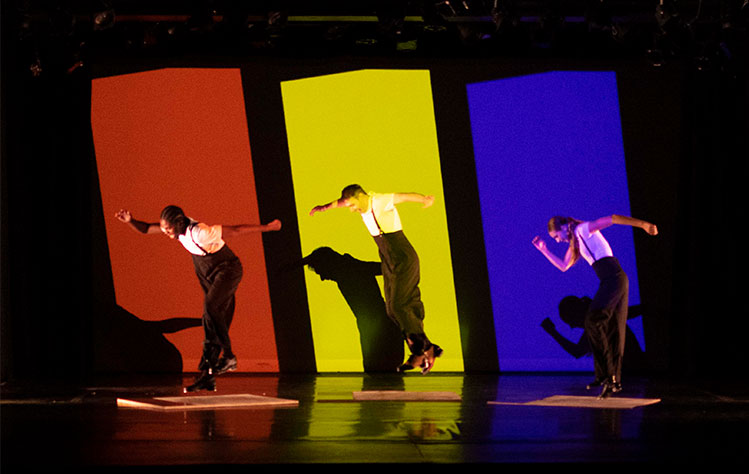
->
<box><xmin>532</xmin><ymin>236</ymin><xmax>547</xmax><ymax>251</ymax></box>
<box><xmin>115</xmin><ymin>209</ymin><xmax>132</xmax><ymax>223</ymax></box>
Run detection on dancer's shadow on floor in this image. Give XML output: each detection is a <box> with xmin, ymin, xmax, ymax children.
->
<box><xmin>299</xmin><ymin>247</ymin><xmax>404</xmax><ymax>372</ymax></box>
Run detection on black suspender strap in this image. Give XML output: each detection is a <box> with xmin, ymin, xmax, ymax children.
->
<box><xmin>577</xmin><ymin>227</ymin><xmax>597</xmax><ymax>262</ymax></box>
<box><xmin>371</xmin><ymin>208</ymin><xmax>384</xmax><ymax>235</ymax></box>
<box><xmin>189</xmin><ymin>225</ymin><xmax>209</xmax><ymax>256</ymax></box>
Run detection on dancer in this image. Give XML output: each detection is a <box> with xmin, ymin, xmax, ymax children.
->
<box><xmin>310</xmin><ymin>184</ymin><xmax>442</xmax><ymax>374</ymax></box>
<box><xmin>532</xmin><ymin>214</ymin><xmax>657</xmax><ymax>398</ymax></box>
<box><xmin>115</xmin><ymin>206</ymin><xmax>281</xmax><ymax>392</ymax></box>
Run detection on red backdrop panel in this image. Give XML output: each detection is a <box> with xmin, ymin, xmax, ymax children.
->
<box><xmin>91</xmin><ymin>68</ymin><xmax>279</xmax><ymax>372</ymax></box>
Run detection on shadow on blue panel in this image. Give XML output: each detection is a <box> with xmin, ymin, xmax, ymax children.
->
<box><xmin>467</xmin><ymin>71</ymin><xmax>644</xmax><ymax>372</ymax></box>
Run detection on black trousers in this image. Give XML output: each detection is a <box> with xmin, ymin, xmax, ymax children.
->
<box><xmin>191</xmin><ymin>244</ymin><xmax>243</xmax><ymax>369</ymax></box>
<box><xmin>373</xmin><ymin>231</ymin><xmax>428</xmax><ymax>354</ymax></box>
<box><xmin>584</xmin><ymin>256</ymin><xmax>629</xmax><ymax>382</ymax></box>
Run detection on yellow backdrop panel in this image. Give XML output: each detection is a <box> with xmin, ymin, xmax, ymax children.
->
<box><xmin>281</xmin><ymin>69</ymin><xmax>463</xmax><ymax>372</ymax></box>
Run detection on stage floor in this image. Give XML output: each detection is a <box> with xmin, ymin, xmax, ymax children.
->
<box><xmin>1</xmin><ymin>373</ymin><xmax>747</xmax><ymax>469</ymax></box>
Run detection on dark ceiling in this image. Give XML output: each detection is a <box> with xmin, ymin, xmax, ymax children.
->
<box><xmin>6</xmin><ymin>1</ymin><xmax>749</xmax><ymax>76</ymax></box>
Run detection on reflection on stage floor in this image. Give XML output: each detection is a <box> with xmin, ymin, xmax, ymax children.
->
<box><xmin>1</xmin><ymin>373</ymin><xmax>747</xmax><ymax>468</ymax></box>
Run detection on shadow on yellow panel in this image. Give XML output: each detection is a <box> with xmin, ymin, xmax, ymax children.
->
<box><xmin>282</xmin><ymin>69</ymin><xmax>463</xmax><ymax>372</ymax></box>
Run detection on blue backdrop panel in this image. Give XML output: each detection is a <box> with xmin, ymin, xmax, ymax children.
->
<box><xmin>467</xmin><ymin>71</ymin><xmax>644</xmax><ymax>371</ymax></box>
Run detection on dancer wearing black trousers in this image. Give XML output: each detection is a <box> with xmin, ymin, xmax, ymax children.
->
<box><xmin>532</xmin><ymin>214</ymin><xmax>658</xmax><ymax>398</ymax></box>
<box><xmin>310</xmin><ymin>184</ymin><xmax>442</xmax><ymax>374</ymax></box>
<box><xmin>116</xmin><ymin>206</ymin><xmax>281</xmax><ymax>392</ymax></box>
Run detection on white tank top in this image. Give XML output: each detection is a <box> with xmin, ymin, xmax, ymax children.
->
<box><xmin>360</xmin><ymin>193</ymin><xmax>403</xmax><ymax>236</ymax></box>
<box><xmin>178</xmin><ymin>219</ymin><xmax>225</xmax><ymax>256</ymax></box>
<box><xmin>575</xmin><ymin>221</ymin><xmax>613</xmax><ymax>265</ymax></box>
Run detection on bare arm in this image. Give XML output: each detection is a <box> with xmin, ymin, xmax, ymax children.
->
<box><xmin>393</xmin><ymin>193</ymin><xmax>435</xmax><ymax>208</ymax></box>
<box><xmin>588</xmin><ymin>214</ymin><xmax>658</xmax><ymax>235</ymax></box>
<box><xmin>532</xmin><ymin>236</ymin><xmax>577</xmax><ymax>272</ymax></box>
<box><xmin>222</xmin><ymin>219</ymin><xmax>282</xmax><ymax>237</ymax></box>
<box><xmin>309</xmin><ymin>198</ymin><xmax>344</xmax><ymax>216</ymax></box>
<box><xmin>115</xmin><ymin>209</ymin><xmax>161</xmax><ymax>234</ymax></box>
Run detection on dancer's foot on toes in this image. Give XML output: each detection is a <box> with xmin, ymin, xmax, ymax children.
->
<box><xmin>215</xmin><ymin>356</ymin><xmax>237</xmax><ymax>376</ymax></box>
<box><xmin>597</xmin><ymin>378</ymin><xmax>622</xmax><ymax>399</ymax></box>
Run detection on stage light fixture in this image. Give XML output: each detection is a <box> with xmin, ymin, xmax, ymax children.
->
<box><xmin>92</xmin><ymin>1</ymin><xmax>115</xmax><ymax>31</ymax></box>
<box><xmin>491</xmin><ymin>0</ymin><xmax>517</xmax><ymax>31</ymax></box>
<box><xmin>655</xmin><ymin>0</ymin><xmax>680</xmax><ymax>30</ymax></box>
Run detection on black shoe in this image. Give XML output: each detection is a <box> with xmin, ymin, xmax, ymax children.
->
<box><xmin>597</xmin><ymin>378</ymin><xmax>622</xmax><ymax>399</ymax></box>
<box><xmin>421</xmin><ymin>344</ymin><xmax>443</xmax><ymax>375</ymax></box>
<box><xmin>586</xmin><ymin>377</ymin><xmax>606</xmax><ymax>390</ymax></box>
<box><xmin>397</xmin><ymin>354</ymin><xmax>425</xmax><ymax>373</ymax></box>
<box><xmin>215</xmin><ymin>356</ymin><xmax>237</xmax><ymax>376</ymax></box>
<box><xmin>184</xmin><ymin>371</ymin><xmax>216</xmax><ymax>393</ymax></box>
<box><xmin>198</xmin><ymin>343</ymin><xmax>222</xmax><ymax>372</ymax></box>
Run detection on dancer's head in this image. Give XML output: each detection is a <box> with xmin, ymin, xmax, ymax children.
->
<box><xmin>159</xmin><ymin>205</ymin><xmax>190</xmax><ymax>239</ymax></box>
<box><xmin>340</xmin><ymin>184</ymin><xmax>369</xmax><ymax>213</ymax></box>
<box><xmin>547</xmin><ymin>216</ymin><xmax>580</xmax><ymax>242</ymax></box>
<box><xmin>547</xmin><ymin>216</ymin><xmax>582</xmax><ymax>263</ymax></box>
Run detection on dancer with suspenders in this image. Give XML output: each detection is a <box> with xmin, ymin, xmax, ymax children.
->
<box><xmin>310</xmin><ymin>185</ymin><xmax>442</xmax><ymax>374</ymax></box>
<box><xmin>115</xmin><ymin>205</ymin><xmax>281</xmax><ymax>392</ymax></box>
<box><xmin>533</xmin><ymin>214</ymin><xmax>658</xmax><ymax>398</ymax></box>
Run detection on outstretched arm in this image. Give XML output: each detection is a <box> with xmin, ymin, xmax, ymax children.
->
<box><xmin>222</xmin><ymin>219</ymin><xmax>282</xmax><ymax>237</ymax></box>
<box><xmin>588</xmin><ymin>215</ymin><xmax>658</xmax><ymax>235</ymax></box>
<box><xmin>115</xmin><ymin>209</ymin><xmax>161</xmax><ymax>235</ymax></box>
<box><xmin>393</xmin><ymin>193</ymin><xmax>434</xmax><ymax>208</ymax></box>
<box><xmin>309</xmin><ymin>199</ymin><xmax>344</xmax><ymax>216</ymax></box>
<box><xmin>532</xmin><ymin>236</ymin><xmax>576</xmax><ymax>272</ymax></box>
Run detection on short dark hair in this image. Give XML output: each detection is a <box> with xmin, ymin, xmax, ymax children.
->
<box><xmin>340</xmin><ymin>184</ymin><xmax>365</xmax><ymax>200</ymax></box>
<box><xmin>160</xmin><ymin>205</ymin><xmax>190</xmax><ymax>236</ymax></box>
